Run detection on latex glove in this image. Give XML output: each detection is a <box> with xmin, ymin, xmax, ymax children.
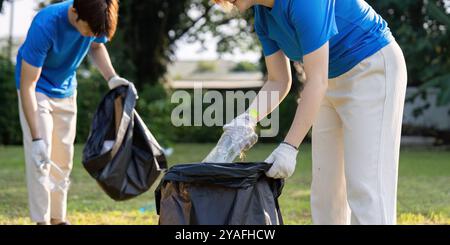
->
<box><xmin>31</xmin><ymin>139</ymin><xmax>50</xmax><ymax>171</ymax></box>
<box><xmin>203</xmin><ymin>113</ymin><xmax>258</xmax><ymax>162</ymax></box>
<box><xmin>108</xmin><ymin>75</ymin><xmax>138</xmax><ymax>99</ymax></box>
<box><xmin>108</xmin><ymin>75</ymin><xmax>131</xmax><ymax>90</ymax></box>
<box><xmin>265</xmin><ymin>142</ymin><xmax>299</xmax><ymax>179</ymax></box>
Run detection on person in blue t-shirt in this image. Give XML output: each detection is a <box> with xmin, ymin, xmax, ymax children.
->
<box><xmin>16</xmin><ymin>0</ymin><xmax>133</xmax><ymax>225</ymax></box>
<box><xmin>209</xmin><ymin>0</ymin><xmax>407</xmax><ymax>224</ymax></box>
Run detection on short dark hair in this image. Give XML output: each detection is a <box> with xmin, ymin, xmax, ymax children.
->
<box><xmin>73</xmin><ymin>0</ymin><xmax>118</xmax><ymax>39</ymax></box>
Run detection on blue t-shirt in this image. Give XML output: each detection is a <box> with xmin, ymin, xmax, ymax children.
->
<box><xmin>254</xmin><ymin>0</ymin><xmax>394</xmax><ymax>78</ymax></box>
<box><xmin>15</xmin><ymin>0</ymin><xmax>107</xmax><ymax>98</ymax></box>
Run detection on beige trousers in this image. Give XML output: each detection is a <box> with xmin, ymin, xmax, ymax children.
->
<box><xmin>311</xmin><ymin>41</ymin><xmax>408</xmax><ymax>225</ymax></box>
<box><xmin>18</xmin><ymin>90</ymin><xmax>77</xmax><ymax>223</ymax></box>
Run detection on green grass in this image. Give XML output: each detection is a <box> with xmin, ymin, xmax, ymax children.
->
<box><xmin>0</xmin><ymin>143</ymin><xmax>449</xmax><ymax>225</ymax></box>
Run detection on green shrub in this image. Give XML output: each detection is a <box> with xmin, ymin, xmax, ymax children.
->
<box><xmin>231</xmin><ymin>61</ymin><xmax>260</xmax><ymax>72</ymax></box>
<box><xmin>135</xmin><ymin>83</ymin><xmax>176</xmax><ymax>147</ymax></box>
<box><xmin>74</xmin><ymin>69</ymin><xmax>109</xmax><ymax>144</ymax></box>
<box><xmin>196</xmin><ymin>61</ymin><xmax>217</xmax><ymax>73</ymax></box>
<box><xmin>0</xmin><ymin>56</ymin><xmax>21</xmax><ymax>145</ymax></box>
<box><xmin>257</xmin><ymin>92</ymin><xmax>301</xmax><ymax>143</ymax></box>
<box><xmin>166</xmin><ymin>89</ymin><xmax>301</xmax><ymax>144</ymax></box>
<box><xmin>76</xmin><ymin>71</ymin><xmax>179</xmax><ymax>147</ymax></box>
<box><xmin>0</xmin><ymin>57</ymin><xmax>304</xmax><ymax>146</ymax></box>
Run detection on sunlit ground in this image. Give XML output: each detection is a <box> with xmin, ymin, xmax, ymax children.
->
<box><xmin>0</xmin><ymin>143</ymin><xmax>449</xmax><ymax>225</ymax></box>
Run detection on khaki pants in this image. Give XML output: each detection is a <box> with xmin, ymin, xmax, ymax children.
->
<box><xmin>18</xmin><ymin>90</ymin><xmax>77</xmax><ymax>223</ymax></box>
<box><xmin>311</xmin><ymin>42</ymin><xmax>408</xmax><ymax>225</ymax></box>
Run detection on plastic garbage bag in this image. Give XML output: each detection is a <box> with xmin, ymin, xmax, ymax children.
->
<box><xmin>155</xmin><ymin>162</ymin><xmax>284</xmax><ymax>225</ymax></box>
<box><xmin>82</xmin><ymin>85</ymin><xmax>167</xmax><ymax>201</ymax></box>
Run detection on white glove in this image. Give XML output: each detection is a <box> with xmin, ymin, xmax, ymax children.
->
<box><xmin>108</xmin><ymin>75</ymin><xmax>138</xmax><ymax>99</ymax></box>
<box><xmin>31</xmin><ymin>139</ymin><xmax>50</xmax><ymax>171</ymax></box>
<box><xmin>265</xmin><ymin>142</ymin><xmax>299</xmax><ymax>179</ymax></box>
<box><xmin>203</xmin><ymin>113</ymin><xmax>258</xmax><ymax>162</ymax></box>
<box><xmin>107</xmin><ymin>75</ymin><xmax>131</xmax><ymax>90</ymax></box>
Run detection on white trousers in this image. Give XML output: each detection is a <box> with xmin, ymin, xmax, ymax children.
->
<box><xmin>311</xmin><ymin>42</ymin><xmax>407</xmax><ymax>225</ymax></box>
<box><xmin>18</xmin><ymin>91</ymin><xmax>77</xmax><ymax>223</ymax></box>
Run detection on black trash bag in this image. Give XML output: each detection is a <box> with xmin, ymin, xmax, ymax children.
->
<box><xmin>83</xmin><ymin>85</ymin><xmax>167</xmax><ymax>201</ymax></box>
<box><xmin>155</xmin><ymin>162</ymin><xmax>284</xmax><ymax>225</ymax></box>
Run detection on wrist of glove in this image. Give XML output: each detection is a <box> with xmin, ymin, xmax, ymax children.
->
<box><xmin>108</xmin><ymin>75</ymin><xmax>130</xmax><ymax>90</ymax></box>
<box><xmin>265</xmin><ymin>142</ymin><xmax>299</xmax><ymax>179</ymax></box>
<box><xmin>108</xmin><ymin>75</ymin><xmax>138</xmax><ymax>99</ymax></box>
<box><xmin>31</xmin><ymin>139</ymin><xmax>50</xmax><ymax>170</ymax></box>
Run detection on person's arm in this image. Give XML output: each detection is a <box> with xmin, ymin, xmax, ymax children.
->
<box><xmin>283</xmin><ymin>42</ymin><xmax>329</xmax><ymax>148</ymax></box>
<box><xmin>89</xmin><ymin>42</ymin><xmax>116</xmax><ymax>81</ymax></box>
<box><xmin>246</xmin><ymin>50</ymin><xmax>292</xmax><ymax>122</ymax></box>
<box><xmin>264</xmin><ymin>42</ymin><xmax>329</xmax><ymax>179</ymax></box>
<box><xmin>19</xmin><ymin>60</ymin><xmax>43</xmax><ymax>140</ymax></box>
<box><xmin>203</xmin><ymin>13</ymin><xmax>291</xmax><ymax>163</ymax></box>
<box><xmin>20</xmin><ymin>60</ymin><xmax>51</xmax><ymax>167</ymax></box>
<box><xmin>202</xmin><ymin>50</ymin><xmax>291</xmax><ymax>163</ymax></box>
<box><xmin>89</xmin><ymin>42</ymin><xmax>135</xmax><ymax>92</ymax></box>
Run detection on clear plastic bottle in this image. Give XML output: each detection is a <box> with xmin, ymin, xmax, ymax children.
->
<box><xmin>38</xmin><ymin>161</ymin><xmax>70</xmax><ymax>192</ymax></box>
<box><xmin>203</xmin><ymin>126</ymin><xmax>258</xmax><ymax>163</ymax></box>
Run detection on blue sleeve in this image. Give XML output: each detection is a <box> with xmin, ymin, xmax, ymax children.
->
<box><xmin>290</xmin><ymin>0</ymin><xmax>338</xmax><ymax>55</ymax></box>
<box><xmin>20</xmin><ymin>22</ymin><xmax>53</xmax><ymax>68</ymax></box>
<box><xmin>254</xmin><ymin>12</ymin><xmax>280</xmax><ymax>57</ymax></box>
<box><xmin>94</xmin><ymin>36</ymin><xmax>108</xmax><ymax>44</ymax></box>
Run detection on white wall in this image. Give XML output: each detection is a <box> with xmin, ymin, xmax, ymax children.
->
<box><xmin>404</xmin><ymin>87</ymin><xmax>450</xmax><ymax>130</ymax></box>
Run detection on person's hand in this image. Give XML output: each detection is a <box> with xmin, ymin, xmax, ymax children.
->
<box><xmin>31</xmin><ymin>139</ymin><xmax>50</xmax><ymax>171</ymax></box>
<box><xmin>265</xmin><ymin>142</ymin><xmax>299</xmax><ymax>179</ymax></box>
<box><xmin>108</xmin><ymin>75</ymin><xmax>131</xmax><ymax>90</ymax></box>
<box><xmin>108</xmin><ymin>75</ymin><xmax>138</xmax><ymax>99</ymax></box>
<box><xmin>203</xmin><ymin>113</ymin><xmax>258</xmax><ymax>162</ymax></box>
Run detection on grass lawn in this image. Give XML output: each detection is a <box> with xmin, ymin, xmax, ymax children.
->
<box><xmin>0</xmin><ymin>143</ymin><xmax>449</xmax><ymax>225</ymax></box>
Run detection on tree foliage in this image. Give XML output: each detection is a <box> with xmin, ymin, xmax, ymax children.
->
<box><xmin>0</xmin><ymin>55</ymin><xmax>21</xmax><ymax>145</ymax></box>
<box><xmin>368</xmin><ymin>0</ymin><xmax>450</xmax><ymax>107</ymax></box>
<box><xmin>108</xmin><ymin>0</ymin><xmax>256</xmax><ymax>89</ymax></box>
